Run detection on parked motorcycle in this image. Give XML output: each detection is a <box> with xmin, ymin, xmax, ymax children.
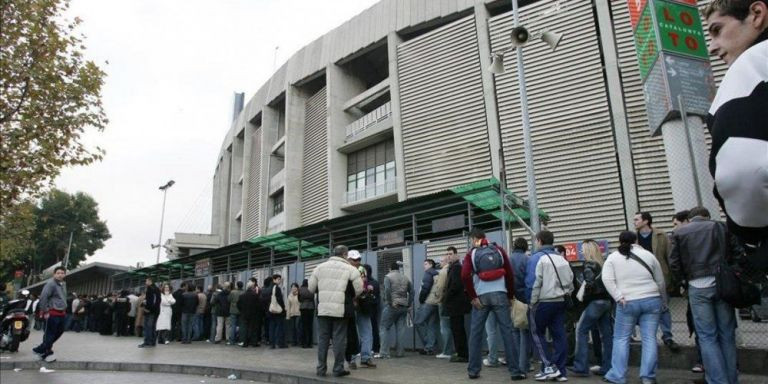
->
<box><xmin>0</xmin><ymin>294</ymin><xmax>31</xmax><ymax>352</ymax></box>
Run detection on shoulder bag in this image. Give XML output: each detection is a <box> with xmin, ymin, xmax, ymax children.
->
<box><xmin>545</xmin><ymin>253</ymin><xmax>574</xmax><ymax>309</ymax></box>
<box><xmin>269</xmin><ymin>285</ymin><xmax>283</xmax><ymax>314</ymax></box>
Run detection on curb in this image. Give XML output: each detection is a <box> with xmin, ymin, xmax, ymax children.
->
<box><xmin>0</xmin><ymin>360</ymin><xmax>380</xmax><ymax>384</ymax></box>
<box><xmin>628</xmin><ymin>344</ymin><xmax>768</xmax><ymax>375</ymax></box>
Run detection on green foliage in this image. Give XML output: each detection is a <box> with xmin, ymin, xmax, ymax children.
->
<box><xmin>0</xmin><ymin>0</ymin><xmax>107</xmax><ymax>211</ymax></box>
<box><xmin>33</xmin><ymin>189</ymin><xmax>111</xmax><ymax>271</ymax></box>
<box><xmin>0</xmin><ymin>189</ymin><xmax>110</xmax><ymax>281</ymax></box>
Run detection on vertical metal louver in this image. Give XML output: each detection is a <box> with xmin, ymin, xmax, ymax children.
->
<box><xmin>490</xmin><ymin>0</ymin><xmax>627</xmax><ymax>243</ymax></box>
<box><xmin>244</xmin><ymin>128</ymin><xmax>263</xmax><ymax>239</ymax></box>
<box><xmin>301</xmin><ymin>86</ymin><xmax>329</xmax><ymax>225</ymax></box>
<box><xmin>397</xmin><ymin>15</ymin><xmax>492</xmax><ymax>197</ymax></box>
<box><xmin>610</xmin><ymin>0</ymin><xmax>725</xmax><ymax>230</ymax></box>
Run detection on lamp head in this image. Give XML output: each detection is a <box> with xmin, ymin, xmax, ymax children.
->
<box><xmin>510</xmin><ymin>26</ymin><xmax>529</xmax><ymax>47</ymax></box>
<box><xmin>488</xmin><ymin>53</ymin><xmax>505</xmax><ymax>74</ymax></box>
<box><xmin>541</xmin><ymin>30</ymin><xmax>563</xmax><ymax>51</ymax></box>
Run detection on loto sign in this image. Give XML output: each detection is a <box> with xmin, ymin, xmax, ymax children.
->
<box><xmin>627</xmin><ymin>0</ymin><xmax>716</xmax><ymax>135</ymax></box>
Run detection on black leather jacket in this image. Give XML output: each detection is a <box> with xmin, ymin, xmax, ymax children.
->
<box><xmin>669</xmin><ymin>217</ymin><xmax>743</xmax><ymax>285</ymax></box>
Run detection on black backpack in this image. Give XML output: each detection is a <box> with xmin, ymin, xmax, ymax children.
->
<box><xmin>472</xmin><ymin>245</ymin><xmax>506</xmax><ymax>281</ymax></box>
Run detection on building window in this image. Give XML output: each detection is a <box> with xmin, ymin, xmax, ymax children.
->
<box><xmin>271</xmin><ymin>191</ymin><xmax>284</xmax><ymax>217</ymax></box>
<box><xmin>346</xmin><ymin>140</ymin><xmax>396</xmax><ymax>194</ymax></box>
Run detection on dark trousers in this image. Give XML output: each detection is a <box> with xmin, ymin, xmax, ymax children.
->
<box><xmin>316</xmin><ymin>316</ymin><xmax>348</xmax><ymax>375</ymax></box>
<box><xmin>143</xmin><ymin>313</ymin><xmax>157</xmax><ymax>346</ymax></box>
<box><xmin>300</xmin><ymin>309</ymin><xmax>314</xmax><ymax>347</ymax></box>
<box><xmin>450</xmin><ymin>315</ymin><xmax>468</xmax><ymax>358</ymax></box>
<box><xmin>181</xmin><ymin>313</ymin><xmax>195</xmax><ymax>342</ymax></box>
<box><xmin>241</xmin><ymin>316</ymin><xmax>262</xmax><ymax>346</ymax></box>
<box><xmin>268</xmin><ymin>314</ymin><xmax>285</xmax><ymax>347</ymax></box>
<box><xmin>531</xmin><ymin>302</ymin><xmax>568</xmax><ymax>375</ymax></box>
<box><xmin>371</xmin><ymin>307</ymin><xmax>380</xmax><ymax>353</ymax></box>
<box><xmin>171</xmin><ymin>311</ymin><xmax>182</xmax><ymax>341</ymax></box>
<box><xmin>35</xmin><ymin>315</ymin><xmax>66</xmax><ymax>356</ymax></box>
<box><xmin>115</xmin><ymin>314</ymin><xmax>128</xmax><ymax>336</ymax></box>
<box><xmin>127</xmin><ymin>316</ymin><xmax>135</xmax><ymax>335</ymax></box>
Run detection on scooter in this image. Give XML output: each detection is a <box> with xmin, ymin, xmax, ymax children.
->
<box><xmin>0</xmin><ymin>296</ymin><xmax>31</xmax><ymax>352</ymax></box>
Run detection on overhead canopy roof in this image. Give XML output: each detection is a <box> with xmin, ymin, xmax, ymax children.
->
<box><xmin>114</xmin><ymin>178</ymin><xmax>546</xmax><ymax>284</ymax></box>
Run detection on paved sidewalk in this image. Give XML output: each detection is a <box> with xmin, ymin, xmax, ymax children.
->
<box><xmin>1</xmin><ymin>330</ymin><xmax>766</xmax><ymax>384</ymax></box>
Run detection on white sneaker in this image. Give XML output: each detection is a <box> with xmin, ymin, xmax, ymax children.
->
<box><xmin>555</xmin><ymin>376</ymin><xmax>568</xmax><ymax>382</ymax></box>
<box><xmin>483</xmin><ymin>358</ymin><xmax>500</xmax><ymax>367</ymax></box>
<box><xmin>498</xmin><ymin>357</ymin><xmax>507</xmax><ymax>365</ymax></box>
<box><xmin>589</xmin><ymin>365</ymin><xmax>602</xmax><ymax>374</ymax></box>
<box><xmin>43</xmin><ymin>354</ymin><xmax>57</xmax><ymax>363</ymax></box>
<box><xmin>436</xmin><ymin>353</ymin><xmax>451</xmax><ymax>359</ymax></box>
<box><xmin>534</xmin><ymin>366</ymin><xmax>561</xmax><ymax>381</ymax></box>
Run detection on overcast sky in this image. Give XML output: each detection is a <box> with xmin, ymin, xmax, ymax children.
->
<box><xmin>54</xmin><ymin>0</ymin><xmax>379</xmax><ymax>268</ymax></box>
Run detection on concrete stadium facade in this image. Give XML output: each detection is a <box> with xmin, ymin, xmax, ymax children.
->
<box><xmin>210</xmin><ymin>0</ymin><xmax>726</xmax><ymax>249</ymax></box>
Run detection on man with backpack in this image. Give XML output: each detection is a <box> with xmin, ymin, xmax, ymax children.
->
<box><xmin>460</xmin><ymin>228</ymin><xmax>526</xmax><ymax>381</ymax></box>
<box><xmin>526</xmin><ymin>230</ymin><xmax>573</xmax><ymax>382</ymax></box>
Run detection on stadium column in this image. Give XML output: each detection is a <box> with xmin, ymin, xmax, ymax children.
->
<box><xmin>387</xmin><ymin>31</ymin><xmax>408</xmax><ymax>201</ymax></box>
<box><xmin>473</xmin><ymin>3</ymin><xmax>502</xmax><ymax>179</ymax></box>
<box><xmin>284</xmin><ymin>86</ymin><xmax>308</xmax><ymax>230</ymax></box>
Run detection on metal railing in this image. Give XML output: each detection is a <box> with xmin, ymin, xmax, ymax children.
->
<box><xmin>345</xmin><ymin>179</ymin><xmax>397</xmax><ymax>204</ymax></box>
<box><xmin>345</xmin><ymin>101</ymin><xmax>392</xmax><ymax>140</ymax></box>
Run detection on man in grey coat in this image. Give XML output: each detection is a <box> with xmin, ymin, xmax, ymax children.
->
<box><xmin>32</xmin><ymin>267</ymin><xmax>68</xmax><ymax>362</ymax></box>
<box><xmin>378</xmin><ymin>261</ymin><xmax>413</xmax><ymax>358</ymax></box>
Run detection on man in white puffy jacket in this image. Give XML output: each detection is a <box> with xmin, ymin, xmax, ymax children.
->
<box><xmin>309</xmin><ymin>245</ymin><xmax>363</xmax><ymax>378</ymax></box>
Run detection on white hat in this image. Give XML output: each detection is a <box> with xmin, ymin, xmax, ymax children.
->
<box><xmin>347</xmin><ymin>250</ymin><xmax>362</xmax><ymax>260</ymax></box>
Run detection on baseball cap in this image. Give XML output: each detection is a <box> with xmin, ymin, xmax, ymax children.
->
<box><xmin>347</xmin><ymin>250</ymin><xmax>362</xmax><ymax>260</ymax></box>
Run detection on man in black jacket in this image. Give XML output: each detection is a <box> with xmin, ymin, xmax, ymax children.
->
<box><xmin>139</xmin><ymin>278</ymin><xmax>161</xmax><ymax>348</ymax></box>
<box><xmin>171</xmin><ymin>282</ymin><xmax>186</xmax><ymax>341</ymax></box>
<box><xmin>181</xmin><ymin>284</ymin><xmax>198</xmax><ymax>344</ymax></box>
<box><xmin>669</xmin><ymin>207</ymin><xmax>743</xmax><ymax>384</ymax></box>
<box><xmin>443</xmin><ymin>248</ymin><xmax>470</xmax><ymax>363</ymax></box>
<box><xmin>237</xmin><ymin>279</ymin><xmax>262</xmax><ymax>347</ymax></box>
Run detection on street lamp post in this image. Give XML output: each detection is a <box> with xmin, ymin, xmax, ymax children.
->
<box><xmin>488</xmin><ymin>0</ymin><xmax>564</xmax><ymax>249</ymax></box>
<box><xmin>154</xmin><ymin>180</ymin><xmax>175</xmax><ymax>264</ymax></box>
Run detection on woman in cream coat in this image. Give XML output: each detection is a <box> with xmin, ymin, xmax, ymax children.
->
<box><xmin>156</xmin><ymin>283</ymin><xmax>176</xmax><ymax>344</ymax></box>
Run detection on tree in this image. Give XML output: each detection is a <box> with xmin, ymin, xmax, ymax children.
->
<box><xmin>0</xmin><ymin>199</ymin><xmax>36</xmax><ymax>280</ymax></box>
<box><xmin>33</xmin><ymin>189</ymin><xmax>111</xmax><ymax>272</ymax></box>
<box><xmin>0</xmin><ymin>0</ymin><xmax>107</xmax><ymax>212</ymax></box>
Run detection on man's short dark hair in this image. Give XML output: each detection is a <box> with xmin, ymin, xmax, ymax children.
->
<box><xmin>390</xmin><ymin>262</ymin><xmax>400</xmax><ymax>271</ymax></box>
<box><xmin>673</xmin><ymin>210</ymin><xmax>690</xmax><ymax>223</ymax></box>
<box><xmin>54</xmin><ymin>266</ymin><xmax>66</xmax><ymax>273</ymax></box>
<box><xmin>704</xmin><ymin>0</ymin><xmax>768</xmax><ymax>20</ymax></box>
<box><xmin>447</xmin><ymin>246</ymin><xmax>457</xmax><ymax>254</ymax></box>
<box><xmin>469</xmin><ymin>228</ymin><xmax>486</xmax><ymax>239</ymax></box>
<box><xmin>688</xmin><ymin>206</ymin><xmax>711</xmax><ymax>219</ymax></box>
<box><xmin>187</xmin><ymin>284</ymin><xmax>196</xmax><ymax>292</ymax></box>
<box><xmin>272</xmin><ymin>274</ymin><xmax>282</xmax><ymax>280</ymax></box>
<box><xmin>333</xmin><ymin>245</ymin><xmax>348</xmax><ymax>257</ymax></box>
<box><xmin>513</xmin><ymin>237</ymin><xmax>529</xmax><ymax>252</ymax></box>
<box><xmin>636</xmin><ymin>211</ymin><xmax>653</xmax><ymax>227</ymax></box>
<box><xmin>554</xmin><ymin>245</ymin><xmax>566</xmax><ymax>255</ymax></box>
<box><xmin>236</xmin><ymin>281</ymin><xmax>243</xmax><ymax>289</ymax></box>
<box><xmin>536</xmin><ymin>230</ymin><xmax>555</xmax><ymax>246</ymax></box>
<box><xmin>424</xmin><ymin>259</ymin><xmax>435</xmax><ymax>268</ymax></box>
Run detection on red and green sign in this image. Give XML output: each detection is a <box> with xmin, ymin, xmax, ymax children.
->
<box><xmin>628</xmin><ymin>0</ymin><xmax>649</xmax><ymax>28</ymax></box>
<box><xmin>633</xmin><ymin>4</ymin><xmax>659</xmax><ymax>80</ymax></box>
<box><xmin>654</xmin><ymin>0</ymin><xmax>709</xmax><ymax>59</ymax></box>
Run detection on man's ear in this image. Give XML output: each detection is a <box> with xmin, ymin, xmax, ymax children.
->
<box><xmin>750</xmin><ymin>1</ymin><xmax>768</xmax><ymax>28</ymax></box>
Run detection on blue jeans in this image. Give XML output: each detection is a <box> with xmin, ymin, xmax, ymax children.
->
<box><xmin>688</xmin><ymin>286</ymin><xmax>738</xmax><ymax>384</ymax></box>
<box><xmin>604</xmin><ymin>296</ymin><xmax>661</xmax><ymax>384</ymax></box>
<box><xmin>511</xmin><ymin>325</ymin><xmax>531</xmax><ymax>373</ymax></box>
<box><xmin>530</xmin><ymin>301</ymin><xmax>568</xmax><ymax>376</ymax></box>
<box><xmin>268</xmin><ymin>313</ymin><xmax>285</xmax><ymax>347</ymax></box>
<box><xmin>414</xmin><ymin>303</ymin><xmax>439</xmax><ymax>352</ymax></box>
<box><xmin>356</xmin><ymin>312</ymin><xmax>373</xmax><ymax>362</ymax></box>
<box><xmin>193</xmin><ymin>314</ymin><xmax>203</xmax><ymax>340</ymax></box>
<box><xmin>485</xmin><ymin>314</ymin><xmax>502</xmax><ymax>364</ymax></box>
<box><xmin>468</xmin><ymin>292</ymin><xmax>524</xmax><ymax>376</ymax></box>
<box><xmin>228</xmin><ymin>314</ymin><xmax>239</xmax><ymax>344</ymax></box>
<box><xmin>35</xmin><ymin>315</ymin><xmax>66</xmax><ymax>356</ymax></box>
<box><xmin>181</xmin><ymin>313</ymin><xmax>195</xmax><ymax>342</ymax></box>
<box><xmin>208</xmin><ymin>313</ymin><xmax>217</xmax><ymax>342</ymax></box>
<box><xmin>439</xmin><ymin>313</ymin><xmax>455</xmax><ymax>356</ymax></box>
<box><xmin>659</xmin><ymin>307</ymin><xmax>673</xmax><ymax>342</ymax></box>
<box><xmin>573</xmin><ymin>299</ymin><xmax>613</xmax><ymax>374</ymax></box>
<box><xmin>379</xmin><ymin>305</ymin><xmax>408</xmax><ymax>357</ymax></box>
<box><xmin>143</xmin><ymin>313</ymin><xmax>157</xmax><ymax>346</ymax></box>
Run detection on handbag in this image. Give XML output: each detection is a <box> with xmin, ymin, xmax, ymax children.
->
<box><xmin>510</xmin><ymin>298</ymin><xmax>529</xmax><ymax>329</ymax></box>
<box><xmin>716</xmin><ymin>261</ymin><xmax>761</xmax><ymax>309</ymax></box>
<box><xmin>269</xmin><ymin>285</ymin><xmax>283</xmax><ymax>314</ymax></box>
<box><xmin>545</xmin><ymin>253</ymin><xmax>574</xmax><ymax>309</ymax></box>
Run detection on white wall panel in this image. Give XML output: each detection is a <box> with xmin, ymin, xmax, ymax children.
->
<box><xmin>301</xmin><ymin>86</ymin><xmax>329</xmax><ymax>225</ymax></box>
